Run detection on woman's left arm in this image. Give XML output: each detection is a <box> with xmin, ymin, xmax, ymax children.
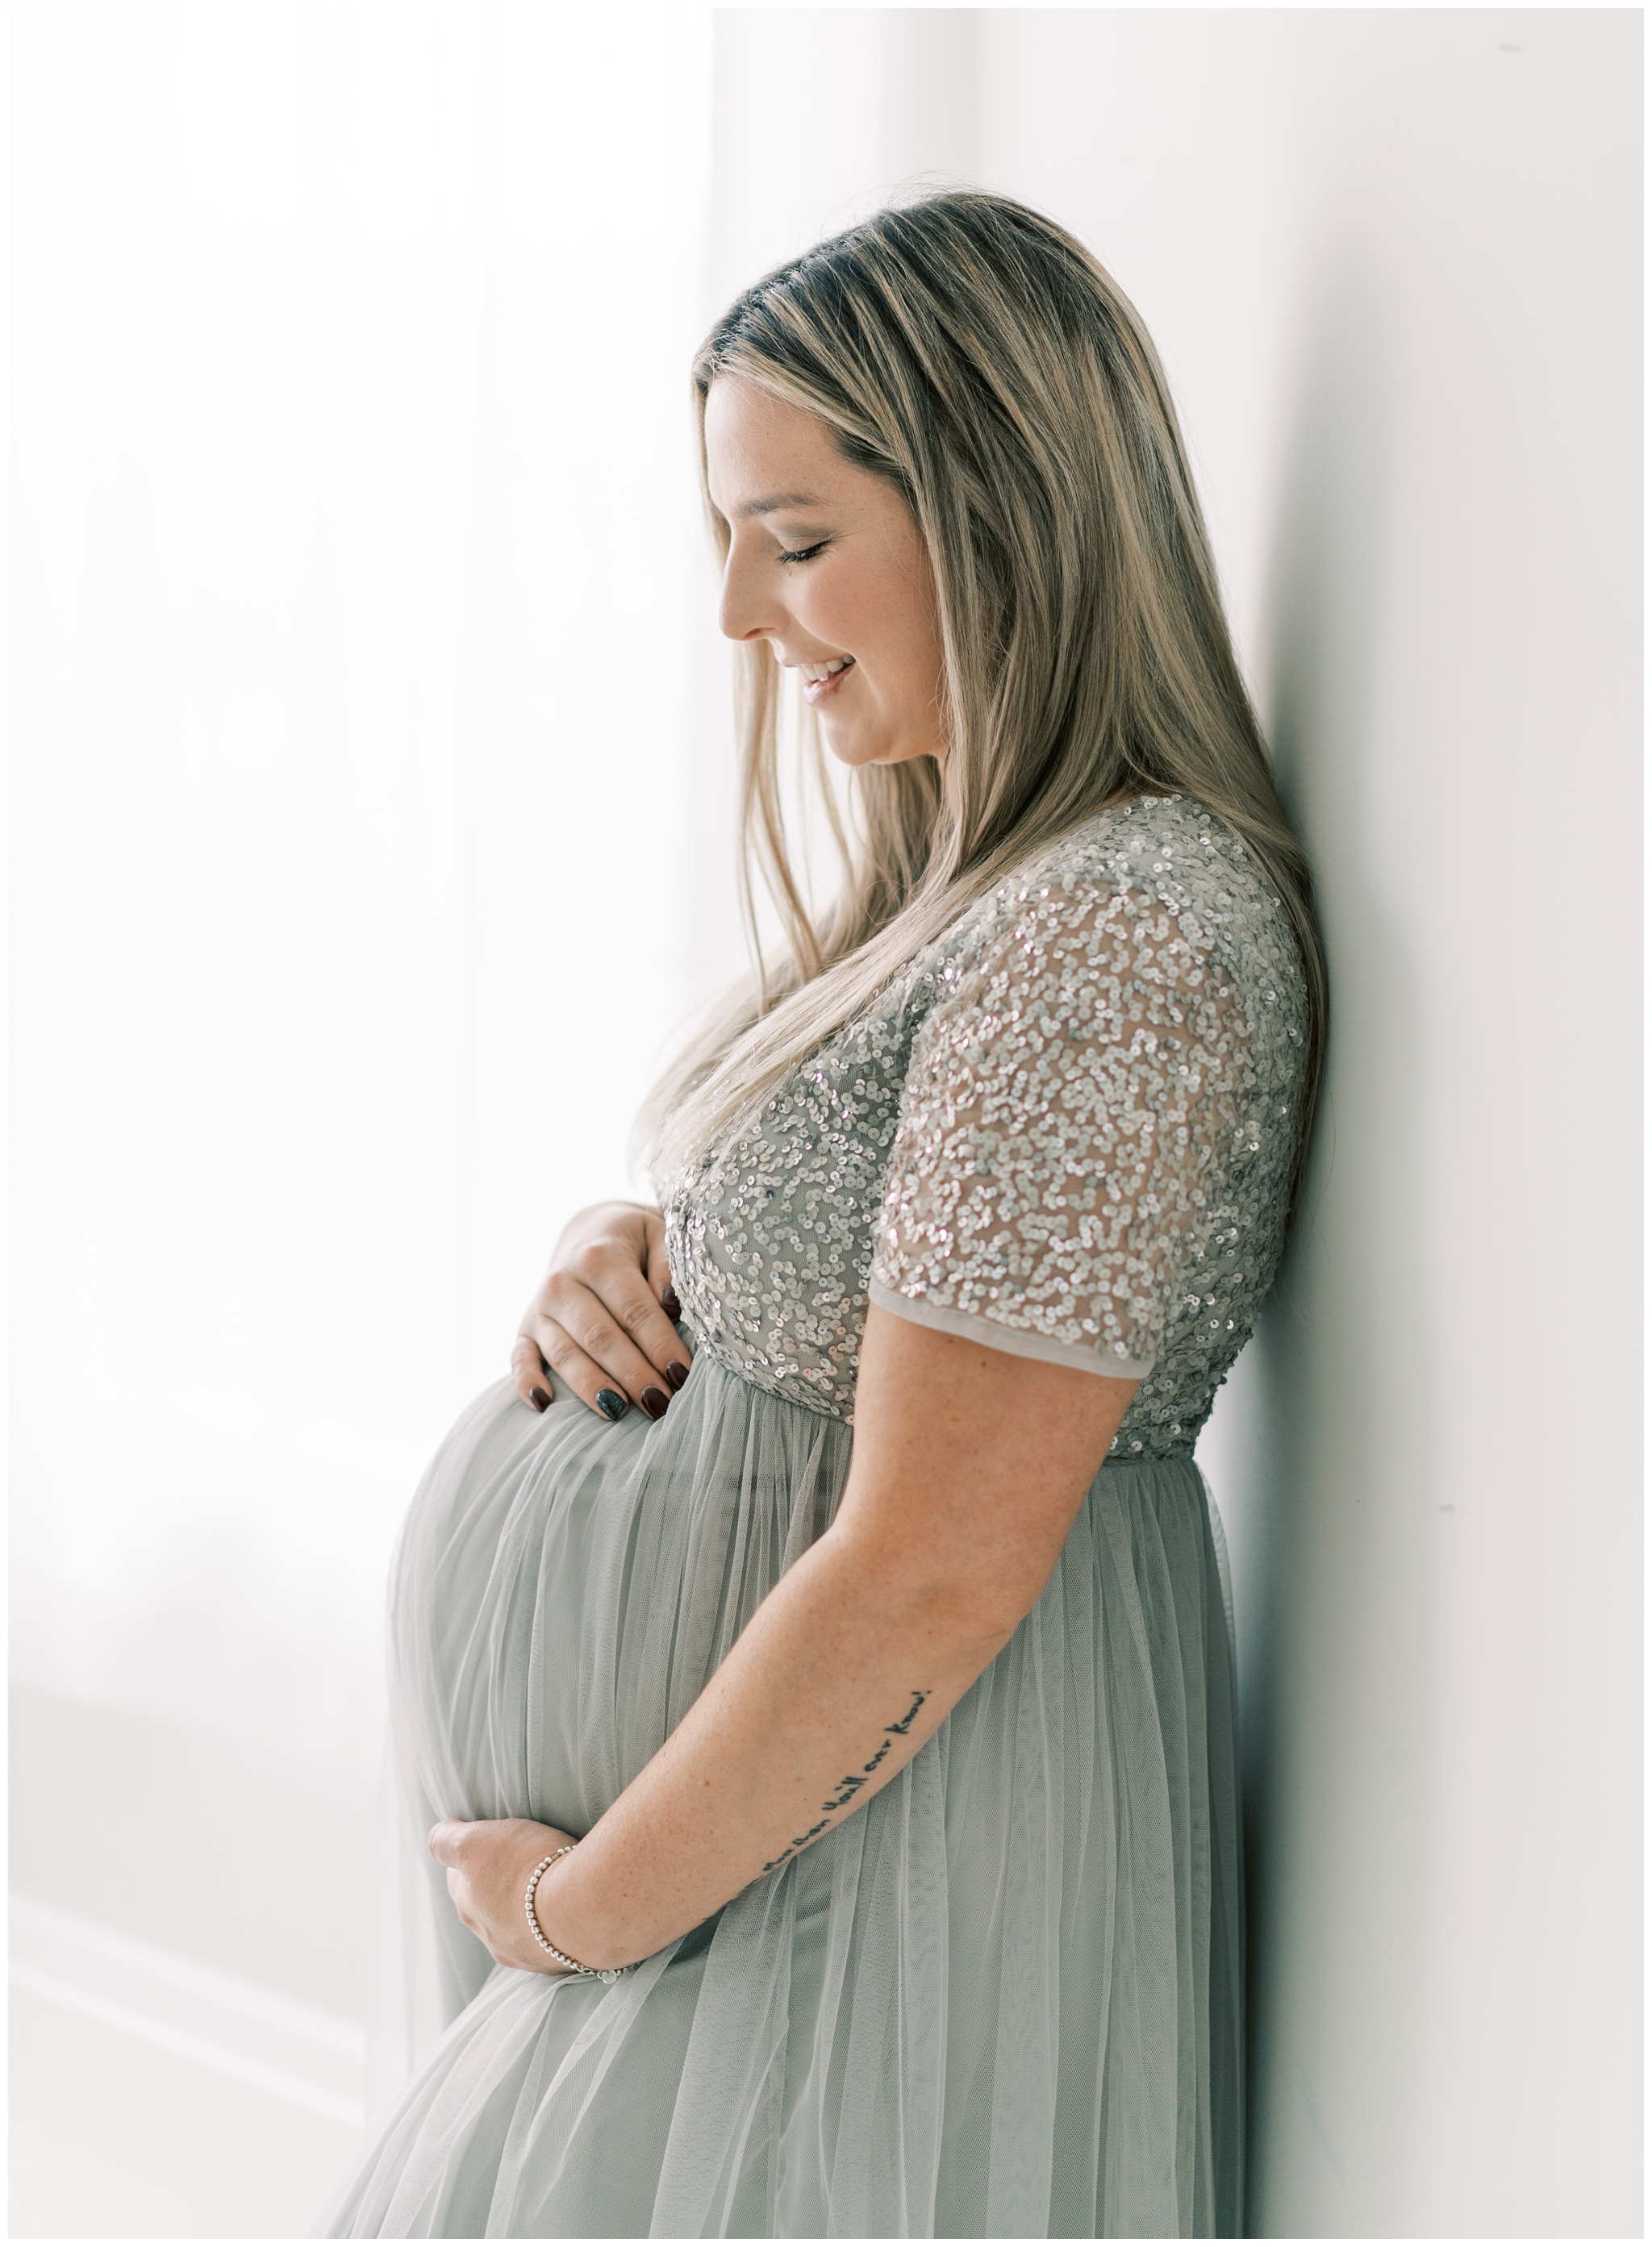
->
<box><xmin>432</xmin><ymin>1302</ymin><xmax>1137</xmax><ymax>1974</ymax></box>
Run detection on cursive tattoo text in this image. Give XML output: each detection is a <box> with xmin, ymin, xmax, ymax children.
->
<box><xmin>761</xmin><ymin>1690</ymin><xmax>932</xmax><ymax>1873</ymax></box>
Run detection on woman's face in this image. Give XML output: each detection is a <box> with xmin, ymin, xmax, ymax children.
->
<box><xmin>703</xmin><ymin>376</ymin><xmax>946</xmax><ymax>769</ymax></box>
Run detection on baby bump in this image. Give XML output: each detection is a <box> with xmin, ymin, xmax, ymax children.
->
<box><xmin>386</xmin><ymin>1353</ymin><xmax>853</xmax><ymax>1836</ymax></box>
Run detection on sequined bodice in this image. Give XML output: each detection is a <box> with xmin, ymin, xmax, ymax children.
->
<box><xmin>661</xmin><ymin>795</ymin><xmax>1308</xmax><ymax>1460</ymax></box>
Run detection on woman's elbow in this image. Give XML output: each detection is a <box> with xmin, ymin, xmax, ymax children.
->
<box><xmin>925</xmin><ymin>1571</ymin><xmax>1048</xmax><ymax>1652</ymax></box>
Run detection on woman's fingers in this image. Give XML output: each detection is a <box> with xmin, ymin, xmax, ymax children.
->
<box><xmin>511</xmin><ymin>1204</ymin><xmax>692</xmax><ymax>1421</ymax></box>
<box><xmin>529</xmin><ymin>1315</ymin><xmax>628</xmax><ymax>1420</ymax></box>
<box><xmin>528</xmin><ymin>1311</ymin><xmax>653</xmax><ymax>1424</ymax></box>
<box><xmin>573</xmin><ymin>1207</ymin><xmax>689</xmax><ymax>1361</ymax></box>
<box><xmin>527</xmin><ymin>1285</ymin><xmax>690</xmax><ymax>1426</ymax></box>
<box><xmin>428</xmin><ymin>1820</ymin><xmax>469</xmax><ymax>1867</ymax></box>
<box><xmin>569</xmin><ymin>1236</ymin><xmax>690</xmax><ymax>1388</ymax></box>
<box><xmin>510</xmin><ymin>1332</ymin><xmax>554</xmax><ymax>1411</ymax></box>
<box><xmin>606</xmin><ymin>1278</ymin><xmax>691</xmax><ymax>1397</ymax></box>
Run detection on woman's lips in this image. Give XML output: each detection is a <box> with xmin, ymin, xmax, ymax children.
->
<box><xmin>803</xmin><ymin>657</ymin><xmax>855</xmax><ymax>707</ymax></box>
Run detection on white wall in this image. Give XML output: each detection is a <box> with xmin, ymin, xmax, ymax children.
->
<box><xmin>967</xmin><ymin>9</ymin><xmax>1642</xmax><ymax>2234</ymax></box>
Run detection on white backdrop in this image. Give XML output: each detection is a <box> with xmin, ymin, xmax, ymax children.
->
<box><xmin>12</xmin><ymin>6</ymin><xmax>1642</xmax><ymax>2237</ymax></box>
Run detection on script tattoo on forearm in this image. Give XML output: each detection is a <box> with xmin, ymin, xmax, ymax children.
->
<box><xmin>761</xmin><ymin>1690</ymin><xmax>932</xmax><ymax>1874</ymax></box>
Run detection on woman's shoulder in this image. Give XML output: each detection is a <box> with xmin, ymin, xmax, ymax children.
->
<box><xmin>892</xmin><ymin>793</ymin><xmax>1308</xmax><ymax>1096</ymax></box>
<box><xmin>944</xmin><ymin>792</ymin><xmax>1298</xmax><ymax>975</ymax></box>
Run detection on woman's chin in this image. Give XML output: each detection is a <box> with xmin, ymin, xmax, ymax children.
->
<box><xmin>820</xmin><ymin>723</ymin><xmax>941</xmax><ymax>772</ymax></box>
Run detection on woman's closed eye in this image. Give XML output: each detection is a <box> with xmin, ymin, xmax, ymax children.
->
<box><xmin>777</xmin><ymin>540</ymin><xmax>830</xmax><ymax>565</ymax></box>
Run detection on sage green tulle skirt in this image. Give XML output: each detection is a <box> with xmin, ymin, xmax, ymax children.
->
<box><xmin>317</xmin><ymin>1343</ymin><xmax>1243</xmax><ymax>2238</ymax></box>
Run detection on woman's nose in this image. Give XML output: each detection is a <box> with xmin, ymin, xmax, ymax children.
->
<box><xmin>718</xmin><ymin>547</ymin><xmax>784</xmax><ymax>646</ymax></box>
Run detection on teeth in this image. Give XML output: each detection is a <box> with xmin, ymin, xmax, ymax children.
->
<box><xmin>801</xmin><ymin>657</ymin><xmax>853</xmax><ymax>684</ymax></box>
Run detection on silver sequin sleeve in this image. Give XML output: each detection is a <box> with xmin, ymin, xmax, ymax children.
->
<box><xmin>869</xmin><ymin>867</ymin><xmax>1253</xmax><ymax>1378</ymax></box>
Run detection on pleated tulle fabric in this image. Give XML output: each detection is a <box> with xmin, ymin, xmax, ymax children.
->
<box><xmin>317</xmin><ymin>1344</ymin><xmax>1243</xmax><ymax>2239</ymax></box>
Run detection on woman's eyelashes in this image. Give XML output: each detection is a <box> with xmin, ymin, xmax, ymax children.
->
<box><xmin>777</xmin><ymin>539</ymin><xmax>830</xmax><ymax>565</ymax></box>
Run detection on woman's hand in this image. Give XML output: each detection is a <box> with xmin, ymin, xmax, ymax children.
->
<box><xmin>511</xmin><ymin>1201</ymin><xmax>690</xmax><ymax>1424</ymax></box>
<box><xmin>428</xmin><ymin>1816</ymin><xmax>586</xmax><ymax>1975</ymax></box>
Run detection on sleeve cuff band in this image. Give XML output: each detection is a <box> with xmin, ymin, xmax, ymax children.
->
<box><xmin>866</xmin><ymin>1280</ymin><xmax>1156</xmax><ymax>1382</ymax></box>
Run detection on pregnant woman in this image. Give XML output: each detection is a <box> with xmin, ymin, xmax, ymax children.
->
<box><xmin>321</xmin><ymin>190</ymin><xmax>1324</xmax><ymax>2239</ymax></box>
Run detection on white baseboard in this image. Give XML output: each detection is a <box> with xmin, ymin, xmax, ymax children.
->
<box><xmin>10</xmin><ymin>1892</ymin><xmax>366</xmax><ymax>2131</ymax></box>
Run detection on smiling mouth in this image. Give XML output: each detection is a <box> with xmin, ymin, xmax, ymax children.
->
<box><xmin>800</xmin><ymin>655</ymin><xmax>854</xmax><ymax>705</ymax></box>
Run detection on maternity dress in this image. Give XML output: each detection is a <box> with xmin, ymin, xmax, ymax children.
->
<box><xmin>320</xmin><ymin>791</ymin><xmax>1308</xmax><ymax>2238</ymax></box>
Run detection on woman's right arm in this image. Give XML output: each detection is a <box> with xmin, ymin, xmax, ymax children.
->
<box><xmin>510</xmin><ymin>1201</ymin><xmax>690</xmax><ymax>1423</ymax></box>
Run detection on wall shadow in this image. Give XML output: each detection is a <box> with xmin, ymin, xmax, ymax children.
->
<box><xmin>1235</xmin><ymin>258</ymin><xmax>1444</xmax><ymax>2236</ymax></box>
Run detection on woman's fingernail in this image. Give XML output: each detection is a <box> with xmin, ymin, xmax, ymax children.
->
<box><xmin>661</xmin><ymin>1288</ymin><xmax>682</xmax><ymax>1319</ymax></box>
<box><xmin>595</xmin><ymin>1390</ymin><xmax>628</xmax><ymax>1423</ymax></box>
<box><xmin>530</xmin><ymin>1386</ymin><xmax>552</xmax><ymax>1413</ymax></box>
<box><xmin>640</xmin><ymin>1387</ymin><xmax>670</xmax><ymax>1421</ymax></box>
<box><xmin>665</xmin><ymin>1361</ymin><xmax>689</xmax><ymax>1392</ymax></box>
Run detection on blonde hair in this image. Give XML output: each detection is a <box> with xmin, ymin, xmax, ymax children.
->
<box><xmin>636</xmin><ymin>190</ymin><xmax>1327</xmax><ymax>1211</ymax></box>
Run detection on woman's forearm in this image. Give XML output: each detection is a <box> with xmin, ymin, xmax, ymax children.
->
<box><xmin>531</xmin><ymin>1310</ymin><xmax>1137</xmax><ymax>1974</ymax></box>
<box><xmin>536</xmin><ymin>1519</ymin><xmax>1009</xmax><ymax>1970</ymax></box>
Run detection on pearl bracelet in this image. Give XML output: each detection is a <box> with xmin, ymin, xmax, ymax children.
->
<box><xmin>524</xmin><ymin>1845</ymin><xmax>627</xmax><ymax>1984</ymax></box>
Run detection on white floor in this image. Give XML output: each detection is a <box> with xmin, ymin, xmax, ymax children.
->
<box><xmin>10</xmin><ymin>1985</ymin><xmax>363</xmax><ymax>2238</ymax></box>
<box><xmin>10</xmin><ymin>1688</ymin><xmax>385</xmax><ymax>2238</ymax></box>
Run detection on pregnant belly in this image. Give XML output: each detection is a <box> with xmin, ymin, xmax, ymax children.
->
<box><xmin>386</xmin><ymin>1351</ymin><xmax>853</xmax><ymax>1836</ymax></box>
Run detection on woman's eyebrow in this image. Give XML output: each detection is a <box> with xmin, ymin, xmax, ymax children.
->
<box><xmin>740</xmin><ymin>491</ymin><xmax>825</xmax><ymax>517</ymax></box>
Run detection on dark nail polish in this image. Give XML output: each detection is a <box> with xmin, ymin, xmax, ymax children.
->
<box><xmin>640</xmin><ymin>1386</ymin><xmax>670</xmax><ymax>1421</ymax></box>
<box><xmin>530</xmin><ymin>1386</ymin><xmax>552</xmax><ymax>1413</ymax></box>
<box><xmin>595</xmin><ymin>1389</ymin><xmax>628</xmax><ymax>1422</ymax></box>
<box><xmin>665</xmin><ymin>1360</ymin><xmax>689</xmax><ymax>1392</ymax></box>
<box><xmin>661</xmin><ymin>1288</ymin><xmax>682</xmax><ymax>1320</ymax></box>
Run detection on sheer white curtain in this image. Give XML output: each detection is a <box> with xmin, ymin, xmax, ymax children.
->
<box><xmin>11</xmin><ymin>2</ymin><xmax>1005</xmax><ymax>1776</ymax></box>
<box><xmin>13</xmin><ymin>2</ymin><xmax>718</xmax><ymax>1771</ymax></box>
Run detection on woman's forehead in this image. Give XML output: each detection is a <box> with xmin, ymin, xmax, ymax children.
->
<box><xmin>705</xmin><ymin>380</ymin><xmax>849</xmax><ymax>511</ymax></box>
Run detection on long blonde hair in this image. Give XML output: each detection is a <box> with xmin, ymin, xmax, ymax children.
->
<box><xmin>636</xmin><ymin>190</ymin><xmax>1327</xmax><ymax>1210</ymax></box>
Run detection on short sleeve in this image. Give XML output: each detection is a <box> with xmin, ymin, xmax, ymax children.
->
<box><xmin>869</xmin><ymin>871</ymin><xmax>1252</xmax><ymax>1378</ymax></box>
